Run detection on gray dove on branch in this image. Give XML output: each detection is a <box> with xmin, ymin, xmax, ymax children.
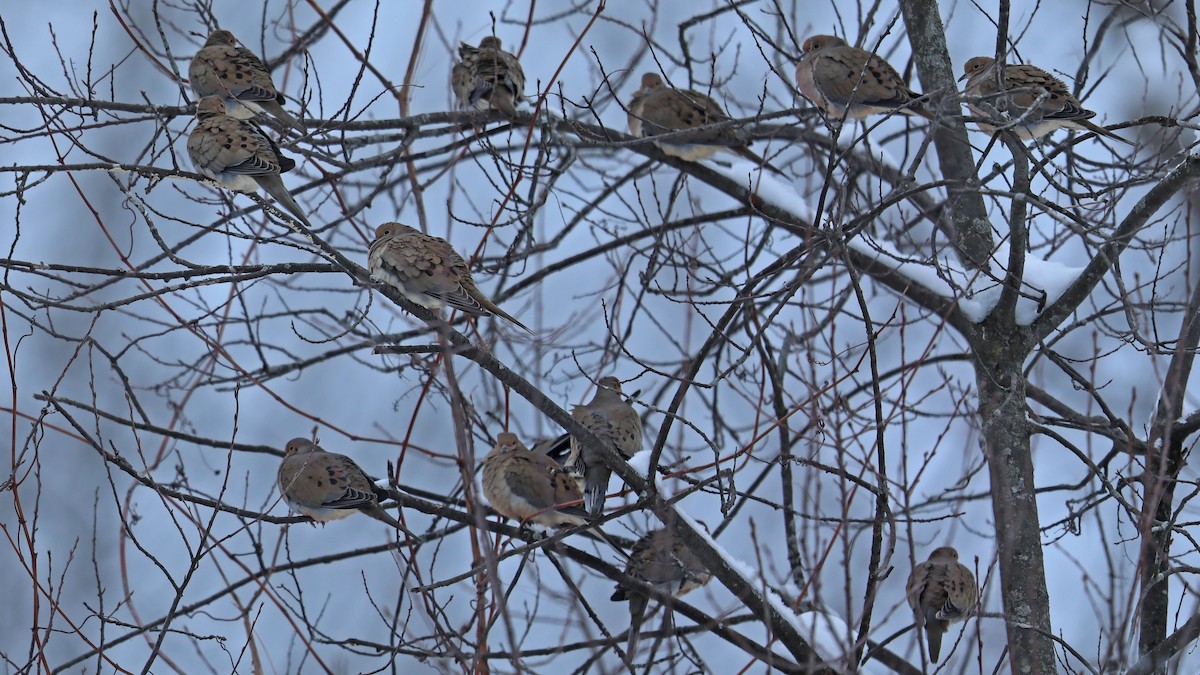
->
<box><xmin>481</xmin><ymin>432</ymin><xmax>588</xmax><ymax>528</ymax></box>
<box><xmin>611</xmin><ymin>526</ymin><xmax>712</xmax><ymax>653</ymax></box>
<box><xmin>189</xmin><ymin>29</ymin><xmax>306</xmax><ymax>133</ymax></box>
<box><xmin>277</xmin><ymin>437</ymin><xmax>414</xmax><ymax>538</ymax></box>
<box><xmin>960</xmin><ymin>56</ymin><xmax>1131</xmax><ymax>145</ymax></box>
<box><xmin>564</xmin><ymin>376</ymin><xmax>642</xmax><ymax>518</ymax></box>
<box><xmin>367</xmin><ymin>222</ymin><xmax>531</xmax><ymax>333</ymax></box>
<box><xmin>186</xmin><ymin>96</ymin><xmax>312</xmax><ymax>228</ymax></box>
<box><xmin>451</xmin><ymin>36</ymin><xmax>525</xmax><ymax>117</ymax></box>
<box><xmin>627</xmin><ymin>72</ymin><xmax>784</xmax><ymax>174</ymax></box>
<box><xmin>794</xmin><ymin>34</ymin><xmax>933</xmax><ymax>121</ymax></box>
<box><xmin>905</xmin><ymin>546</ymin><xmax>977</xmax><ymax>662</ymax></box>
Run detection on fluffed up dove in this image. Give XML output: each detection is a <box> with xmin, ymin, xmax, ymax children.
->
<box><xmin>367</xmin><ymin>222</ymin><xmax>531</xmax><ymax>333</ymax></box>
<box><xmin>451</xmin><ymin>36</ymin><xmax>525</xmax><ymax>117</ymax></box>
<box><xmin>627</xmin><ymin>73</ymin><xmax>784</xmax><ymax>174</ymax></box>
<box><xmin>611</xmin><ymin>526</ymin><xmax>712</xmax><ymax>653</ymax></box>
<box><xmin>481</xmin><ymin>432</ymin><xmax>588</xmax><ymax>528</ymax></box>
<box><xmin>189</xmin><ymin>29</ymin><xmax>306</xmax><ymax>133</ymax></box>
<box><xmin>277</xmin><ymin>437</ymin><xmax>414</xmax><ymax>537</ymax></box>
<box><xmin>565</xmin><ymin>376</ymin><xmax>642</xmax><ymax>518</ymax></box>
<box><xmin>960</xmin><ymin>56</ymin><xmax>1131</xmax><ymax>145</ymax></box>
<box><xmin>795</xmin><ymin>34</ymin><xmax>932</xmax><ymax>121</ymax></box>
<box><xmin>905</xmin><ymin>546</ymin><xmax>977</xmax><ymax>662</ymax></box>
<box><xmin>186</xmin><ymin>96</ymin><xmax>313</xmax><ymax>228</ymax></box>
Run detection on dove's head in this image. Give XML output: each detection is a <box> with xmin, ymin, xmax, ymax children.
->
<box><xmin>284</xmin><ymin>438</ymin><xmax>320</xmax><ymax>457</ymax></box>
<box><xmin>638</xmin><ymin>72</ymin><xmax>665</xmax><ymax>92</ymax></box>
<box><xmin>494</xmin><ymin>432</ymin><xmax>526</xmax><ymax>454</ymax></box>
<box><xmin>596</xmin><ymin>376</ymin><xmax>624</xmax><ymax>394</ymax></box>
<box><xmin>928</xmin><ymin>546</ymin><xmax>960</xmax><ymax>561</ymax></box>
<box><xmin>205</xmin><ymin>30</ymin><xmax>238</xmax><ymax>47</ymax></box>
<box><xmin>960</xmin><ymin>56</ymin><xmax>996</xmax><ymax>82</ymax></box>
<box><xmin>802</xmin><ymin>34</ymin><xmax>845</xmax><ymax>54</ymax></box>
<box><xmin>479</xmin><ymin>36</ymin><xmax>503</xmax><ymax>50</ymax></box>
<box><xmin>373</xmin><ymin>222</ymin><xmax>416</xmax><ymax>241</ymax></box>
<box><xmin>195</xmin><ymin>96</ymin><xmax>227</xmax><ymax>118</ymax></box>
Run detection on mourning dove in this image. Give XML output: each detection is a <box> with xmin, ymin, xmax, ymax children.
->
<box><xmin>611</xmin><ymin>526</ymin><xmax>712</xmax><ymax>653</ymax></box>
<box><xmin>188</xmin><ymin>29</ymin><xmax>305</xmax><ymax>133</ymax></box>
<box><xmin>276</xmin><ymin>437</ymin><xmax>414</xmax><ymax>537</ymax></box>
<box><xmin>627</xmin><ymin>73</ymin><xmax>784</xmax><ymax>174</ymax></box>
<box><xmin>794</xmin><ymin>34</ymin><xmax>932</xmax><ymax>121</ymax></box>
<box><xmin>905</xmin><ymin>546</ymin><xmax>977</xmax><ymax>662</ymax></box>
<box><xmin>367</xmin><ymin>222</ymin><xmax>531</xmax><ymax>333</ymax></box>
<box><xmin>186</xmin><ymin>96</ymin><xmax>313</xmax><ymax>228</ymax></box>
<box><xmin>565</xmin><ymin>376</ymin><xmax>642</xmax><ymax>518</ymax></box>
<box><xmin>451</xmin><ymin>36</ymin><xmax>525</xmax><ymax>117</ymax></box>
<box><xmin>960</xmin><ymin>56</ymin><xmax>1131</xmax><ymax>145</ymax></box>
<box><xmin>481</xmin><ymin>432</ymin><xmax>588</xmax><ymax>528</ymax></box>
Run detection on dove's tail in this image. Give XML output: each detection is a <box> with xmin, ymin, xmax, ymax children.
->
<box><xmin>257</xmin><ymin>175</ymin><xmax>313</xmax><ymax>229</ymax></box>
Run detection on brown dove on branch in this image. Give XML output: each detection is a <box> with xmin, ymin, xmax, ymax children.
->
<box><xmin>611</xmin><ymin>527</ymin><xmax>712</xmax><ymax>653</ymax></box>
<box><xmin>451</xmin><ymin>36</ymin><xmax>525</xmax><ymax>117</ymax></box>
<box><xmin>189</xmin><ymin>29</ymin><xmax>305</xmax><ymax>133</ymax></box>
<box><xmin>627</xmin><ymin>73</ymin><xmax>784</xmax><ymax>174</ymax></box>
<box><xmin>367</xmin><ymin>222</ymin><xmax>531</xmax><ymax>333</ymax></box>
<box><xmin>960</xmin><ymin>56</ymin><xmax>1131</xmax><ymax>145</ymax></box>
<box><xmin>794</xmin><ymin>34</ymin><xmax>933</xmax><ymax>121</ymax></box>
<box><xmin>905</xmin><ymin>546</ymin><xmax>977</xmax><ymax>662</ymax></box>
<box><xmin>277</xmin><ymin>437</ymin><xmax>414</xmax><ymax>537</ymax></box>
<box><xmin>481</xmin><ymin>432</ymin><xmax>588</xmax><ymax>528</ymax></box>
<box><xmin>565</xmin><ymin>376</ymin><xmax>642</xmax><ymax>518</ymax></box>
<box><xmin>187</xmin><ymin>96</ymin><xmax>313</xmax><ymax>228</ymax></box>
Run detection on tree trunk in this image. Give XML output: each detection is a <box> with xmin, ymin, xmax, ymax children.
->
<box><xmin>972</xmin><ymin>332</ymin><xmax>1057</xmax><ymax>674</ymax></box>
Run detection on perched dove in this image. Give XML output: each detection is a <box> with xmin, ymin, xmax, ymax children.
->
<box><xmin>277</xmin><ymin>437</ymin><xmax>414</xmax><ymax>537</ymax></box>
<box><xmin>960</xmin><ymin>56</ymin><xmax>1131</xmax><ymax>144</ymax></box>
<box><xmin>905</xmin><ymin>546</ymin><xmax>977</xmax><ymax>662</ymax></box>
<box><xmin>451</xmin><ymin>36</ymin><xmax>525</xmax><ymax>117</ymax></box>
<box><xmin>611</xmin><ymin>526</ymin><xmax>712</xmax><ymax>653</ymax></box>
<box><xmin>566</xmin><ymin>376</ymin><xmax>642</xmax><ymax>518</ymax></box>
<box><xmin>367</xmin><ymin>222</ymin><xmax>531</xmax><ymax>333</ymax></box>
<box><xmin>187</xmin><ymin>96</ymin><xmax>313</xmax><ymax>228</ymax></box>
<box><xmin>189</xmin><ymin>29</ymin><xmax>305</xmax><ymax>133</ymax></box>
<box><xmin>794</xmin><ymin>34</ymin><xmax>932</xmax><ymax>121</ymax></box>
<box><xmin>627</xmin><ymin>73</ymin><xmax>783</xmax><ymax>174</ymax></box>
<box><xmin>481</xmin><ymin>432</ymin><xmax>588</xmax><ymax>528</ymax></box>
